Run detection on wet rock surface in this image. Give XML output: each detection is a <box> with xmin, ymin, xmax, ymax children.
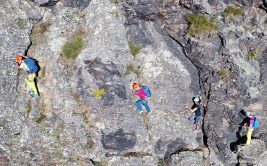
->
<box><xmin>0</xmin><ymin>0</ymin><xmax>267</xmax><ymax>165</ymax></box>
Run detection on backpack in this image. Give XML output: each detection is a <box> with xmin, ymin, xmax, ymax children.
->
<box><xmin>195</xmin><ymin>105</ymin><xmax>203</xmax><ymax>116</ymax></box>
<box><xmin>24</xmin><ymin>58</ymin><xmax>39</xmax><ymax>73</ymax></box>
<box><xmin>141</xmin><ymin>86</ymin><xmax>151</xmax><ymax>97</ymax></box>
<box><xmin>253</xmin><ymin>118</ymin><xmax>259</xmax><ymax>129</ymax></box>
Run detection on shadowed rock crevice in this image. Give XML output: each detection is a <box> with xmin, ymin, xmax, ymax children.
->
<box><xmin>164</xmin><ymin>30</ymin><xmax>212</xmax><ymax>153</ymax></box>
<box><xmin>155</xmin><ymin>137</ymin><xmax>208</xmax><ymax>165</ymax></box>
<box><xmin>33</xmin><ymin>0</ymin><xmax>59</xmax><ymax>7</ymax></box>
<box><xmin>155</xmin><ymin>138</ymin><xmax>188</xmax><ymax>164</ymax></box>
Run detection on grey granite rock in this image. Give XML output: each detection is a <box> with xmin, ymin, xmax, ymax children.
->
<box><xmin>0</xmin><ymin>0</ymin><xmax>267</xmax><ymax>165</ymax></box>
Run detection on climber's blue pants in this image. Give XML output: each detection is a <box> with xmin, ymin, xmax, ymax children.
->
<box><xmin>188</xmin><ymin>114</ymin><xmax>201</xmax><ymax>125</ymax></box>
<box><xmin>135</xmin><ymin>99</ymin><xmax>151</xmax><ymax>113</ymax></box>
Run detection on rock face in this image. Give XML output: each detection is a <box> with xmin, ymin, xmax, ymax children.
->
<box><xmin>0</xmin><ymin>0</ymin><xmax>267</xmax><ymax>165</ymax></box>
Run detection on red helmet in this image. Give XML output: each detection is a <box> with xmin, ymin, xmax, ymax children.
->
<box><xmin>133</xmin><ymin>83</ymin><xmax>141</xmax><ymax>90</ymax></box>
<box><xmin>15</xmin><ymin>55</ymin><xmax>24</xmax><ymax>63</ymax></box>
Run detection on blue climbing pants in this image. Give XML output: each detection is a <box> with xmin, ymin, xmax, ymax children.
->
<box><xmin>135</xmin><ymin>100</ymin><xmax>151</xmax><ymax>113</ymax></box>
<box><xmin>188</xmin><ymin>114</ymin><xmax>201</xmax><ymax>125</ymax></box>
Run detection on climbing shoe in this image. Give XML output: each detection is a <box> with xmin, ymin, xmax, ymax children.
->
<box><xmin>28</xmin><ymin>89</ymin><xmax>34</xmax><ymax>96</ymax></box>
<box><xmin>138</xmin><ymin>110</ymin><xmax>143</xmax><ymax>114</ymax></box>
<box><xmin>147</xmin><ymin>109</ymin><xmax>152</xmax><ymax>114</ymax></box>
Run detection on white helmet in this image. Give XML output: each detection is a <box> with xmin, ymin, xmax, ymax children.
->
<box><xmin>194</xmin><ymin>97</ymin><xmax>200</xmax><ymax>102</ymax></box>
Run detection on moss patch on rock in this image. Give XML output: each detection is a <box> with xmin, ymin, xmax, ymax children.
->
<box><xmin>62</xmin><ymin>36</ymin><xmax>84</xmax><ymax>59</ymax></box>
<box><xmin>128</xmin><ymin>41</ymin><xmax>141</xmax><ymax>56</ymax></box>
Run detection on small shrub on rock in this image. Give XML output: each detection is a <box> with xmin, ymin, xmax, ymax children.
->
<box><xmin>218</xmin><ymin>68</ymin><xmax>230</xmax><ymax>80</ymax></box>
<box><xmin>62</xmin><ymin>36</ymin><xmax>84</xmax><ymax>59</ymax></box>
<box><xmin>187</xmin><ymin>14</ymin><xmax>218</xmax><ymax>36</ymax></box>
<box><xmin>264</xmin><ymin>18</ymin><xmax>267</xmax><ymax>24</ymax></box>
<box><xmin>128</xmin><ymin>41</ymin><xmax>141</xmax><ymax>56</ymax></box>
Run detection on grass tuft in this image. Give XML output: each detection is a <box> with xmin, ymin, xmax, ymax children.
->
<box><xmin>62</xmin><ymin>36</ymin><xmax>84</xmax><ymax>59</ymax></box>
<box><xmin>187</xmin><ymin>14</ymin><xmax>218</xmax><ymax>36</ymax></box>
<box><xmin>91</xmin><ymin>88</ymin><xmax>107</xmax><ymax>100</ymax></box>
<box><xmin>224</xmin><ymin>6</ymin><xmax>243</xmax><ymax>18</ymax></box>
<box><xmin>157</xmin><ymin>157</ymin><xmax>164</xmax><ymax>166</ymax></box>
<box><xmin>218</xmin><ymin>68</ymin><xmax>230</xmax><ymax>80</ymax></box>
<box><xmin>264</xmin><ymin>18</ymin><xmax>267</xmax><ymax>24</ymax></box>
<box><xmin>111</xmin><ymin>0</ymin><xmax>119</xmax><ymax>5</ymax></box>
<box><xmin>128</xmin><ymin>41</ymin><xmax>141</xmax><ymax>56</ymax></box>
<box><xmin>247</xmin><ymin>49</ymin><xmax>259</xmax><ymax>61</ymax></box>
<box><xmin>125</xmin><ymin>63</ymin><xmax>142</xmax><ymax>77</ymax></box>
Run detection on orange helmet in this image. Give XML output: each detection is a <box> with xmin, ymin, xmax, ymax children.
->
<box><xmin>133</xmin><ymin>83</ymin><xmax>141</xmax><ymax>90</ymax></box>
<box><xmin>15</xmin><ymin>55</ymin><xmax>24</xmax><ymax>63</ymax></box>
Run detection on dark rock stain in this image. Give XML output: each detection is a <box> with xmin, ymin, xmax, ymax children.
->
<box><xmin>101</xmin><ymin>129</ymin><xmax>137</xmax><ymax>151</ymax></box>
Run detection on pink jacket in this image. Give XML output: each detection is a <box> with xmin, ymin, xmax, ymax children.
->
<box><xmin>249</xmin><ymin>117</ymin><xmax>255</xmax><ymax>128</ymax></box>
<box><xmin>134</xmin><ymin>89</ymin><xmax>146</xmax><ymax>99</ymax></box>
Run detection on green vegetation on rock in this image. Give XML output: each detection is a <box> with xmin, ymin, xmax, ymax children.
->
<box><xmin>125</xmin><ymin>63</ymin><xmax>135</xmax><ymax>75</ymax></box>
<box><xmin>111</xmin><ymin>0</ymin><xmax>119</xmax><ymax>5</ymax></box>
<box><xmin>224</xmin><ymin>6</ymin><xmax>243</xmax><ymax>18</ymax></box>
<box><xmin>247</xmin><ymin>49</ymin><xmax>259</xmax><ymax>61</ymax></box>
<box><xmin>157</xmin><ymin>157</ymin><xmax>164</xmax><ymax>166</ymax></box>
<box><xmin>62</xmin><ymin>36</ymin><xmax>84</xmax><ymax>59</ymax></box>
<box><xmin>91</xmin><ymin>88</ymin><xmax>107</xmax><ymax>100</ymax></box>
<box><xmin>125</xmin><ymin>63</ymin><xmax>142</xmax><ymax>77</ymax></box>
<box><xmin>128</xmin><ymin>41</ymin><xmax>141</xmax><ymax>56</ymax></box>
<box><xmin>187</xmin><ymin>14</ymin><xmax>218</xmax><ymax>36</ymax></box>
<box><xmin>218</xmin><ymin>68</ymin><xmax>230</xmax><ymax>80</ymax></box>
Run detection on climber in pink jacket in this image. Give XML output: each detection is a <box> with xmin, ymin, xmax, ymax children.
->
<box><xmin>132</xmin><ymin>83</ymin><xmax>151</xmax><ymax>113</ymax></box>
